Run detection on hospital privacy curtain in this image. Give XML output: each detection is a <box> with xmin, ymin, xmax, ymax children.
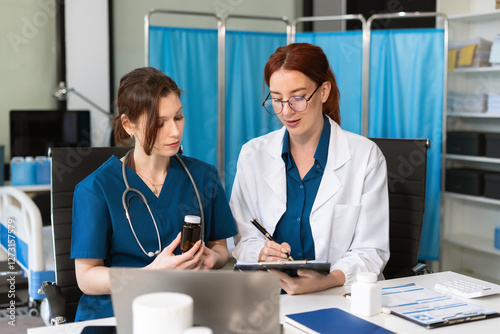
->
<box><xmin>149</xmin><ymin>26</ymin><xmax>443</xmax><ymax>260</ymax></box>
<box><xmin>369</xmin><ymin>28</ymin><xmax>444</xmax><ymax>261</ymax></box>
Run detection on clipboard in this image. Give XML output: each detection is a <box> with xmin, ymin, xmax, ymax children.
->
<box><xmin>382</xmin><ymin>283</ymin><xmax>500</xmax><ymax>329</ymax></box>
<box><xmin>234</xmin><ymin>260</ymin><xmax>331</xmax><ymax>277</ymax></box>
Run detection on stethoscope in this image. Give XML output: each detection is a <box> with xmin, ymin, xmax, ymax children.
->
<box><xmin>121</xmin><ymin>149</ymin><xmax>205</xmax><ymax>257</ymax></box>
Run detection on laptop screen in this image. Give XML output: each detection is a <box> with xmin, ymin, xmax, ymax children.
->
<box><xmin>109</xmin><ymin>268</ymin><xmax>281</xmax><ymax>334</ymax></box>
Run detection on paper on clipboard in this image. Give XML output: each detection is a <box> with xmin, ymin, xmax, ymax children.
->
<box><xmin>382</xmin><ymin>284</ymin><xmax>500</xmax><ymax>328</ymax></box>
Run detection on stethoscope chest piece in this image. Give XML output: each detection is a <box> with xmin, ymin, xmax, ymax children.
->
<box><xmin>147</xmin><ymin>250</ymin><xmax>160</xmax><ymax>258</ymax></box>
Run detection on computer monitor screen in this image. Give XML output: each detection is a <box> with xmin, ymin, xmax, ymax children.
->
<box><xmin>10</xmin><ymin>110</ymin><xmax>91</xmax><ymax>158</ymax></box>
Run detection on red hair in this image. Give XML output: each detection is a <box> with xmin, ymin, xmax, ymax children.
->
<box><xmin>263</xmin><ymin>43</ymin><xmax>340</xmax><ymax>125</ymax></box>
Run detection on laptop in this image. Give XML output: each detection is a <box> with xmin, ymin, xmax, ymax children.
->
<box><xmin>109</xmin><ymin>268</ymin><xmax>281</xmax><ymax>334</ymax></box>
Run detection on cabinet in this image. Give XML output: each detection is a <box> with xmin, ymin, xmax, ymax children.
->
<box><xmin>438</xmin><ymin>0</ymin><xmax>500</xmax><ymax>283</ymax></box>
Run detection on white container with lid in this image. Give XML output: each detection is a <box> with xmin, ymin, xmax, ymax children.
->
<box><xmin>350</xmin><ymin>272</ymin><xmax>382</xmax><ymax>317</ymax></box>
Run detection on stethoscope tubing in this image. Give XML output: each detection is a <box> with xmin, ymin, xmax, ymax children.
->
<box><xmin>121</xmin><ymin>148</ymin><xmax>204</xmax><ymax>257</ymax></box>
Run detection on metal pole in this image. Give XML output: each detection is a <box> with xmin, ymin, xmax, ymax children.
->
<box><xmin>367</xmin><ymin>12</ymin><xmax>449</xmax><ymax>270</ymax></box>
<box><xmin>291</xmin><ymin>15</ymin><xmax>367</xmax><ymax>135</ymax></box>
<box><xmin>220</xmin><ymin>14</ymin><xmax>291</xmax><ymax>184</ymax></box>
<box><xmin>218</xmin><ymin>15</ymin><xmax>226</xmax><ymax>185</ymax></box>
<box><xmin>144</xmin><ymin>9</ymin><xmax>220</xmax><ymax>67</ymax></box>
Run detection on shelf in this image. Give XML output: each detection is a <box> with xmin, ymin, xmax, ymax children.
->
<box><xmin>448</xmin><ymin>10</ymin><xmax>500</xmax><ymax>22</ymax></box>
<box><xmin>448</xmin><ymin>112</ymin><xmax>500</xmax><ymax>118</ymax></box>
<box><xmin>446</xmin><ymin>154</ymin><xmax>500</xmax><ymax>164</ymax></box>
<box><xmin>444</xmin><ymin>234</ymin><xmax>500</xmax><ymax>257</ymax></box>
<box><xmin>0</xmin><ymin>183</ymin><xmax>50</xmax><ymax>193</ymax></box>
<box><xmin>450</xmin><ymin>67</ymin><xmax>500</xmax><ymax>73</ymax></box>
<box><xmin>445</xmin><ymin>192</ymin><xmax>500</xmax><ymax>205</ymax></box>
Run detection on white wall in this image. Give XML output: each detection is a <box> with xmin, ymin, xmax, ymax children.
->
<box><xmin>0</xmin><ymin>0</ymin><xmax>58</xmax><ymax>161</ymax></box>
<box><xmin>113</xmin><ymin>0</ymin><xmax>303</xmax><ymax>93</ymax></box>
<box><xmin>437</xmin><ymin>0</ymin><xmax>496</xmax><ymax>15</ymax></box>
<box><xmin>312</xmin><ymin>0</ymin><xmax>345</xmax><ymax>31</ymax></box>
<box><xmin>0</xmin><ymin>0</ymin><xmax>303</xmax><ymax>163</ymax></box>
<box><xmin>65</xmin><ymin>0</ymin><xmax>111</xmax><ymax>147</ymax></box>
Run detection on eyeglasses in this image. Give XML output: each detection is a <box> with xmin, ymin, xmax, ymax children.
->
<box><xmin>262</xmin><ymin>85</ymin><xmax>321</xmax><ymax>115</ymax></box>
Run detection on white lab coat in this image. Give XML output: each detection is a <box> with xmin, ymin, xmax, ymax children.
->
<box><xmin>230</xmin><ymin>116</ymin><xmax>390</xmax><ymax>285</ymax></box>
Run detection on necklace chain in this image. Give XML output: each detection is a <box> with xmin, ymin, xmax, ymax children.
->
<box><xmin>136</xmin><ymin>171</ymin><xmax>164</xmax><ymax>195</ymax></box>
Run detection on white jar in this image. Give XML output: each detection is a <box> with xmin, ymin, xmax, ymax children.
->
<box><xmin>350</xmin><ymin>272</ymin><xmax>381</xmax><ymax>317</ymax></box>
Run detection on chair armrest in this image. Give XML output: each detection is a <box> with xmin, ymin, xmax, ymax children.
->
<box><xmin>39</xmin><ymin>281</ymin><xmax>67</xmax><ymax>325</ymax></box>
<box><xmin>412</xmin><ymin>262</ymin><xmax>433</xmax><ymax>275</ymax></box>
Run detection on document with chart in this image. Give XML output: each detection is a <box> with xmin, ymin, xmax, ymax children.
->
<box><xmin>382</xmin><ymin>283</ymin><xmax>500</xmax><ymax>328</ymax></box>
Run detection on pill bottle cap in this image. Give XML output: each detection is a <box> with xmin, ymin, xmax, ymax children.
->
<box><xmin>356</xmin><ymin>272</ymin><xmax>377</xmax><ymax>283</ymax></box>
<box><xmin>184</xmin><ymin>215</ymin><xmax>201</xmax><ymax>224</ymax></box>
<box><xmin>11</xmin><ymin>157</ymin><xmax>24</xmax><ymax>164</ymax></box>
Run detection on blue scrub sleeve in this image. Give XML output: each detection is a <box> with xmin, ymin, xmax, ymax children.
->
<box><xmin>71</xmin><ymin>184</ymin><xmax>112</xmax><ymax>259</ymax></box>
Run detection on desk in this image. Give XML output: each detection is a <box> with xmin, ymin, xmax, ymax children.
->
<box><xmin>28</xmin><ymin>271</ymin><xmax>500</xmax><ymax>334</ymax></box>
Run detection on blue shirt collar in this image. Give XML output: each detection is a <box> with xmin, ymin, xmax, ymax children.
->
<box><xmin>281</xmin><ymin>115</ymin><xmax>331</xmax><ymax>171</ymax></box>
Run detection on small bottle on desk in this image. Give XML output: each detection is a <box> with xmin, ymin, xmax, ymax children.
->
<box><xmin>180</xmin><ymin>215</ymin><xmax>201</xmax><ymax>252</ymax></box>
<box><xmin>351</xmin><ymin>272</ymin><xmax>382</xmax><ymax>317</ymax></box>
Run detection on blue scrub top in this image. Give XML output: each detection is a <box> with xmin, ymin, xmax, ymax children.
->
<box><xmin>273</xmin><ymin>116</ymin><xmax>330</xmax><ymax>260</ymax></box>
<box><xmin>71</xmin><ymin>153</ymin><xmax>237</xmax><ymax>321</ymax></box>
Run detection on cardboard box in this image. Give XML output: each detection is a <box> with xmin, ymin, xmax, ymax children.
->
<box><xmin>445</xmin><ymin>168</ymin><xmax>485</xmax><ymax>196</ymax></box>
<box><xmin>485</xmin><ymin>173</ymin><xmax>500</xmax><ymax>199</ymax></box>
<box><xmin>447</xmin><ymin>132</ymin><xmax>486</xmax><ymax>156</ymax></box>
<box><xmin>485</xmin><ymin>133</ymin><xmax>500</xmax><ymax>158</ymax></box>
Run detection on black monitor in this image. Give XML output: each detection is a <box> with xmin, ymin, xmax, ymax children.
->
<box><xmin>10</xmin><ymin>110</ymin><xmax>91</xmax><ymax>158</ymax></box>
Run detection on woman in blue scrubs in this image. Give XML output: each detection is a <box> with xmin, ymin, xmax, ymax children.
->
<box><xmin>71</xmin><ymin>67</ymin><xmax>237</xmax><ymax>321</ymax></box>
<box><xmin>231</xmin><ymin>43</ymin><xmax>389</xmax><ymax>295</ymax></box>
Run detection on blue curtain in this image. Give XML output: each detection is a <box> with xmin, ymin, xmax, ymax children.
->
<box><xmin>297</xmin><ymin>31</ymin><xmax>363</xmax><ymax>134</ymax></box>
<box><xmin>149</xmin><ymin>26</ymin><xmax>444</xmax><ymax>260</ymax></box>
<box><xmin>224</xmin><ymin>30</ymin><xmax>286</xmax><ymax>194</ymax></box>
<box><xmin>149</xmin><ymin>26</ymin><xmax>218</xmax><ymax>166</ymax></box>
<box><xmin>369</xmin><ymin>29</ymin><xmax>444</xmax><ymax>261</ymax></box>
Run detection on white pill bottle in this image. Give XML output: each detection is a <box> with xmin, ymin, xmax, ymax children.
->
<box><xmin>350</xmin><ymin>272</ymin><xmax>382</xmax><ymax>317</ymax></box>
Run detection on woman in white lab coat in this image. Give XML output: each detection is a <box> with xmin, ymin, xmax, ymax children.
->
<box><xmin>230</xmin><ymin>43</ymin><xmax>390</xmax><ymax>294</ymax></box>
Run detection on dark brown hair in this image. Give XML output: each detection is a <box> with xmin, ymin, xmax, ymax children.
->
<box><xmin>263</xmin><ymin>43</ymin><xmax>341</xmax><ymax>125</ymax></box>
<box><xmin>113</xmin><ymin>67</ymin><xmax>181</xmax><ymax>154</ymax></box>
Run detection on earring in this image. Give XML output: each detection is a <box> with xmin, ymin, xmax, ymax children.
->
<box><xmin>130</xmin><ymin>133</ymin><xmax>134</xmax><ymax>139</ymax></box>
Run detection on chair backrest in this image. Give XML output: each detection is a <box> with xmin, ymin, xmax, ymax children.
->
<box><xmin>32</xmin><ymin>192</ymin><xmax>51</xmax><ymax>227</ymax></box>
<box><xmin>49</xmin><ymin>146</ymin><xmax>130</xmax><ymax>322</ymax></box>
<box><xmin>369</xmin><ymin>138</ymin><xmax>429</xmax><ymax>279</ymax></box>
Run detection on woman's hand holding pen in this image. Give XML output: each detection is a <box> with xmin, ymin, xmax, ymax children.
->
<box><xmin>146</xmin><ymin>233</ymin><xmax>204</xmax><ymax>270</ymax></box>
<box><xmin>258</xmin><ymin>240</ymin><xmax>292</xmax><ymax>262</ymax></box>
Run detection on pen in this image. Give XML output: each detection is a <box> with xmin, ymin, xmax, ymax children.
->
<box><xmin>250</xmin><ymin>218</ymin><xmax>294</xmax><ymax>261</ymax></box>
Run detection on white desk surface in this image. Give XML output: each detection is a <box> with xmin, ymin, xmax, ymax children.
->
<box><xmin>28</xmin><ymin>271</ymin><xmax>500</xmax><ymax>334</ymax></box>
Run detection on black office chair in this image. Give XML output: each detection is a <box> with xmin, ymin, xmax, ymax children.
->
<box><xmin>40</xmin><ymin>146</ymin><xmax>130</xmax><ymax>324</ymax></box>
<box><xmin>370</xmin><ymin>138</ymin><xmax>431</xmax><ymax>279</ymax></box>
<box><xmin>32</xmin><ymin>192</ymin><xmax>51</xmax><ymax>227</ymax></box>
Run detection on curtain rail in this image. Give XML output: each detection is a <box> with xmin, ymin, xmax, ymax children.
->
<box><xmin>144</xmin><ymin>9</ymin><xmax>221</xmax><ymax>67</ymax></box>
